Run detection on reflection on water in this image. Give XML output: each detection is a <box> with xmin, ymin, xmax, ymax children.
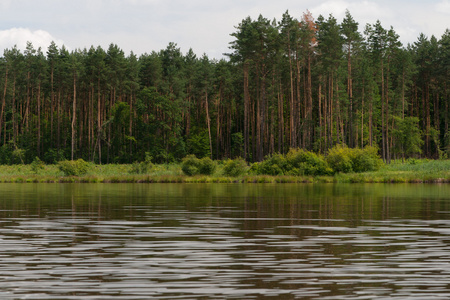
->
<box><xmin>0</xmin><ymin>183</ymin><xmax>450</xmax><ymax>299</ymax></box>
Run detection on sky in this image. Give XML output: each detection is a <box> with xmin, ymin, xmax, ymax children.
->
<box><xmin>0</xmin><ymin>0</ymin><xmax>449</xmax><ymax>59</ymax></box>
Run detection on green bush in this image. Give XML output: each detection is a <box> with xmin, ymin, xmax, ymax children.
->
<box><xmin>199</xmin><ymin>157</ymin><xmax>216</xmax><ymax>175</ymax></box>
<box><xmin>327</xmin><ymin>145</ymin><xmax>383</xmax><ymax>173</ymax></box>
<box><xmin>181</xmin><ymin>155</ymin><xmax>216</xmax><ymax>176</ymax></box>
<box><xmin>286</xmin><ymin>148</ymin><xmax>332</xmax><ymax>176</ymax></box>
<box><xmin>129</xmin><ymin>152</ymin><xmax>154</xmax><ymax>174</ymax></box>
<box><xmin>222</xmin><ymin>158</ymin><xmax>248</xmax><ymax>177</ymax></box>
<box><xmin>181</xmin><ymin>155</ymin><xmax>199</xmax><ymax>176</ymax></box>
<box><xmin>352</xmin><ymin>146</ymin><xmax>383</xmax><ymax>172</ymax></box>
<box><xmin>250</xmin><ymin>150</ymin><xmax>332</xmax><ymax>176</ymax></box>
<box><xmin>12</xmin><ymin>148</ymin><xmax>26</xmax><ymax>164</ymax></box>
<box><xmin>250</xmin><ymin>153</ymin><xmax>287</xmax><ymax>175</ymax></box>
<box><xmin>57</xmin><ymin>159</ymin><xmax>90</xmax><ymax>176</ymax></box>
<box><xmin>326</xmin><ymin>145</ymin><xmax>354</xmax><ymax>173</ymax></box>
<box><xmin>30</xmin><ymin>157</ymin><xmax>45</xmax><ymax>174</ymax></box>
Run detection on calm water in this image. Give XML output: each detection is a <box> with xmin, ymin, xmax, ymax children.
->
<box><xmin>1</xmin><ymin>183</ymin><xmax>450</xmax><ymax>299</ymax></box>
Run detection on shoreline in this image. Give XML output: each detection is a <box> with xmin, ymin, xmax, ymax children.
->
<box><xmin>0</xmin><ymin>174</ymin><xmax>448</xmax><ymax>184</ymax></box>
<box><xmin>1</xmin><ymin>159</ymin><xmax>449</xmax><ymax>184</ymax></box>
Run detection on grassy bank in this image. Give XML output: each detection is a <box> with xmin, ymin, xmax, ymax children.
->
<box><xmin>0</xmin><ymin>159</ymin><xmax>448</xmax><ymax>183</ymax></box>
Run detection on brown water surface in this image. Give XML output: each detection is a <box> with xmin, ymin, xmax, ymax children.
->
<box><xmin>0</xmin><ymin>183</ymin><xmax>449</xmax><ymax>299</ymax></box>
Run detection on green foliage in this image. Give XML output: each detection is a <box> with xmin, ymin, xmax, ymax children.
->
<box><xmin>30</xmin><ymin>157</ymin><xmax>45</xmax><ymax>174</ymax></box>
<box><xmin>0</xmin><ymin>17</ymin><xmax>446</xmax><ymax>165</ymax></box>
<box><xmin>187</xmin><ymin>130</ymin><xmax>211</xmax><ymax>159</ymax></box>
<box><xmin>250</xmin><ymin>153</ymin><xmax>287</xmax><ymax>176</ymax></box>
<box><xmin>181</xmin><ymin>155</ymin><xmax>199</xmax><ymax>176</ymax></box>
<box><xmin>286</xmin><ymin>148</ymin><xmax>332</xmax><ymax>176</ymax></box>
<box><xmin>251</xmin><ymin>149</ymin><xmax>334</xmax><ymax>176</ymax></box>
<box><xmin>351</xmin><ymin>146</ymin><xmax>384</xmax><ymax>172</ymax></box>
<box><xmin>12</xmin><ymin>148</ymin><xmax>26</xmax><ymax>164</ymax></box>
<box><xmin>57</xmin><ymin>159</ymin><xmax>90</xmax><ymax>176</ymax></box>
<box><xmin>198</xmin><ymin>157</ymin><xmax>216</xmax><ymax>175</ymax></box>
<box><xmin>392</xmin><ymin>117</ymin><xmax>424</xmax><ymax>158</ymax></box>
<box><xmin>387</xmin><ymin>158</ymin><xmax>450</xmax><ymax>173</ymax></box>
<box><xmin>222</xmin><ymin>157</ymin><xmax>248</xmax><ymax>177</ymax></box>
<box><xmin>0</xmin><ymin>145</ymin><xmax>12</xmax><ymax>164</ymax></box>
<box><xmin>327</xmin><ymin>145</ymin><xmax>383</xmax><ymax>173</ymax></box>
<box><xmin>326</xmin><ymin>145</ymin><xmax>354</xmax><ymax>173</ymax></box>
<box><xmin>111</xmin><ymin>102</ymin><xmax>131</xmax><ymax>128</ymax></box>
<box><xmin>181</xmin><ymin>155</ymin><xmax>217</xmax><ymax>176</ymax></box>
<box><xmin>231</xmin><ymin>133</ymin><xmax>244</xmax><ymax>158</ymax></box>
<box><xmin>43</xmin><ymin>148</ymin><xmax>66</xmax><ymax>164</ymax></box>
<box><xmin>129</xmin><ymin>152</ymin><xmax>154</xmax><ymax>174</ymax></box>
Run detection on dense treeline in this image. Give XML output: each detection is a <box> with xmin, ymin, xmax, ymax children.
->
<box><xmin>0</xmin><ymin>10</ymin><xmax>448</xmax><ymax>164</ymax></box>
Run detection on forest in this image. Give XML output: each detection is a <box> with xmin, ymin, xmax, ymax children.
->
<box><xmin>0</xmin><ymin>10</ymin><xmax>448</xmax><ymax>165</ymax></box>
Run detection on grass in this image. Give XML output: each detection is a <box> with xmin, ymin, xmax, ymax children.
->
<box><xmin>0</xmin><ymin>159</ymin><xmax>448</xmax><ymax>183</ymax></box>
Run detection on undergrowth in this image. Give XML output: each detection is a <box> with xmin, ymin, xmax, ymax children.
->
<box><xmin>0</xmin><ymin>155</ymin><xmax>447</xmax><ymax>183</ymax></box>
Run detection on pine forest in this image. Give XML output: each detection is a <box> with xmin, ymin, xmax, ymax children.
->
<box><xmin>0</xmin><ymin>10</ymin><xmax>449</xmax><ymax>165</ymax></box>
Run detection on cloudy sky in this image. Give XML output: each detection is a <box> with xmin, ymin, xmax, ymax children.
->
<box><xmin>0</xmin><ymin>0</ymin><xmax>449</xmax><ymax>59</ymax></box>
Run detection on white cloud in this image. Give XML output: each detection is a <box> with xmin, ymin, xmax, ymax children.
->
<box><xmin>310</xmin><ymin>0</ymin><xmax>387</xmax><ymax>26</ymax></box>
<box><xmin>0</xmin><ymin>28</ymin><xmax>64</xmax><ymax>53</ymax></box>
<box><xmin>310</xmin><ymin>0</ymin><xmax>350</xmax><ymax>18</ymax></box>
<box><xmin>0</xmin><ymin>0</ymin><xmax>447</xmax><ymax>59</ymax></box>
<box><xmin>436</xmin><ymin>0</ymin><xmax>450</xmax><ymax>13</ymax></box>
<box><xmin>0</xmin><ymin>0</ymin><xmax>12</xmax><ymax>9</ymax></box>
<box><xmin>127</xmin><ymin>0</ymin><xmax>161</xmax><ymax>4</ymax></box>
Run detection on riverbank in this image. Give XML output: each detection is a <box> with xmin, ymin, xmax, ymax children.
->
<box><xmin>0</xmin><ymin>159</ymin><xmax>449</xmax><ymax>183</ymax></box>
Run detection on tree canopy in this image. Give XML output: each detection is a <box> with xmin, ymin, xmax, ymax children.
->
<box><xmin>0</xmin><ymin>10</ymin><xmax>448</xmax><ymax>164</ymax></box>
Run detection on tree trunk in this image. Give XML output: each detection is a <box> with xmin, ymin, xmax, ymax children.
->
<box><xmin>205</xmin><ymin>89</ymin><xmax>212</xmax><ymax>159</ymax></box>
<box><xmin>445</xmin><ymin>84</ymin><xmax>449</xmax><ymax>153</ymax></box>
<box><xmin>57</xmin><ymin>90</ymin><xmax>61</xmax><ymax>152</ymax></box>
<box><xmin>50</xmin><ymin>64</ymin><xmax>54</xmax><ymax>148</ymax></box>
<box><xmin>0</xmin><ymin>68</ymin><xmax>7</xmax><ymax>143</ymax></box>
<box><xmin>216</xmin><ymin>87</ymin><xmax>222</xmax><ymax>159</ymax></box>
<box><xmin>369</xmin><ymin>91</ymin><xmax>373</xmax><ymax>147</ymax></box>
<box><xmin>97</xmin><ymin>79</ymin><xmax>102</xmax><ymax>164</ymax></box>
<box><xmin>278</xmin><ymin>81</ymin><xmax>284</xmax><ymax>153</ymax></box>
<box><xmin>426</xmin><ymin>84</ymin><xmax>431</xmax><ymax>157</ymax></box>
<box><xmin>402</xmin><ymin>70</ymin><xmax>405</xmax><ymax>119</ymax></box>
<box><xmin>386</xmin><ymin>61</ymin><xmax>390</xmax><ymax>163</ymax></box>
<box><xmin>306</xmin><ymin>51</ymin><xmax>313</xmax><ymax>148</ymax></box>
<box><xmin>347</xmin><ymin>43</ymin><xmax>354</xmax><ymax>147</ymax></box>
<box><xmin>288</xmin><ymin>37</ymin><xmax>295</xmax><ymax>149</ymax></box>
<box><xmin>129</xmin><ymin>90</ymin><xmax>134</xmax><ymax>160</ymax></box>
<box><xmin>71</xmin><ymin>72</ymin><xmax>77</xmax><ymax>160</ymax></box>
<box><xmin>24</xmin><ymin>71</ymin><xmax>31</xmax><ymax>131</ymax></box>
<box><xmin>381</xmin><ymin>59</ymin><xmax>386</xmax><ymax>162</ymax></box>
<box><xmin>243</xmin><ymin>62</ymin><xmax>249</xmax><ymax>160</ymax></box>
<box><xmin>37</xmin><ymin>80</ymin><xmax>41</xmax><ymax>156</ymax></box>
<box><xmin>318</xmin><ymin>77</ymin><xmax>322</xmax><ymax>152</ymax></box>
<box><xmin>361</xmin><ymin>79</ymin><xmax>365</xmax><ymax>148</ymax></box>
<box><xmin>259</xmin><ymin>69</ymin><xmax>266</xmax><ymax>161</ymax></box>
<box><xmin>12</xmin><ymin>76</ymin><xmax>16</xmax><ymax>144</ymax></box>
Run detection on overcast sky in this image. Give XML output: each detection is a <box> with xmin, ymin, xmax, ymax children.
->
<box><xmin>0</xmin><ymin>0</ymin><xmax>449</xmax><ymax>59</ymax></box>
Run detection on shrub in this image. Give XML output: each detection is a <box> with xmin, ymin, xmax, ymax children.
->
<box><xmin>12</xmin><ymin>148</ymin><xmax>26</xmax><ymax>164</ymax></box>
<box><xmin>326</xmin><ymin>145</ymin><xmax>354</xmax><ymax>173</ymax></box>
<box><xmin>222</xmin><ymin>158</ymin><xmax>248</xmax><ymax>177</ymax></box>
<box><xmin>327</xmin><ymin>145</ymin><xmax>383</xmax><ymax>173</ymax></box>
<box><xmin>352</xmin><ymin>146</ymin><xmax>383</xmax><ymax>172</ymax></box>
<box><xmin>30</xmin><ymin>157</ymin><xmax>45</xmax><ymax>174</ymax></box>
<box><xmin>129</xmin><ymin>152</ymin><xmax>154</xmax><ymax>174</ymax></box>
<box><xmin>199</xmin><ymin>157</ymin><xmax>216</xmax><ymax>175</ymax></box>
<box><xmin>181</xmin><ymin>155</ymin><xmax>217</xmax><ymax>176</ymax></box>
<box><xmin>57</xmin><ymin>159</ymin><xmax>90</xmax><ymax>176</ymax></box>
<box><xmin>251</xmin><ymin>153</ymin><xmax>287</xmax><ymax>175</ymax></box>
<box><xmin>286</xmin><ymin>148</ymin><xmax>332</xmax><ymax>176</ymax></box>
<box><xmin>181</xmin><ymin>155</ymin><xmax>199</xmax><ymax>176</ymax></box>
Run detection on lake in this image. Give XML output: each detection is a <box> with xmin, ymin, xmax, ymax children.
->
<box><xmin>0</xmin><ymin>183</ymin><xmax>450</xmax><ymax>299</ymax></box>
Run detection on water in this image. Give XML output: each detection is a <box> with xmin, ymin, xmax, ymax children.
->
<box><xmin>0</xmin><ymin>183</ymin><xmax>450</xmax><ymax>299</ymax></box>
